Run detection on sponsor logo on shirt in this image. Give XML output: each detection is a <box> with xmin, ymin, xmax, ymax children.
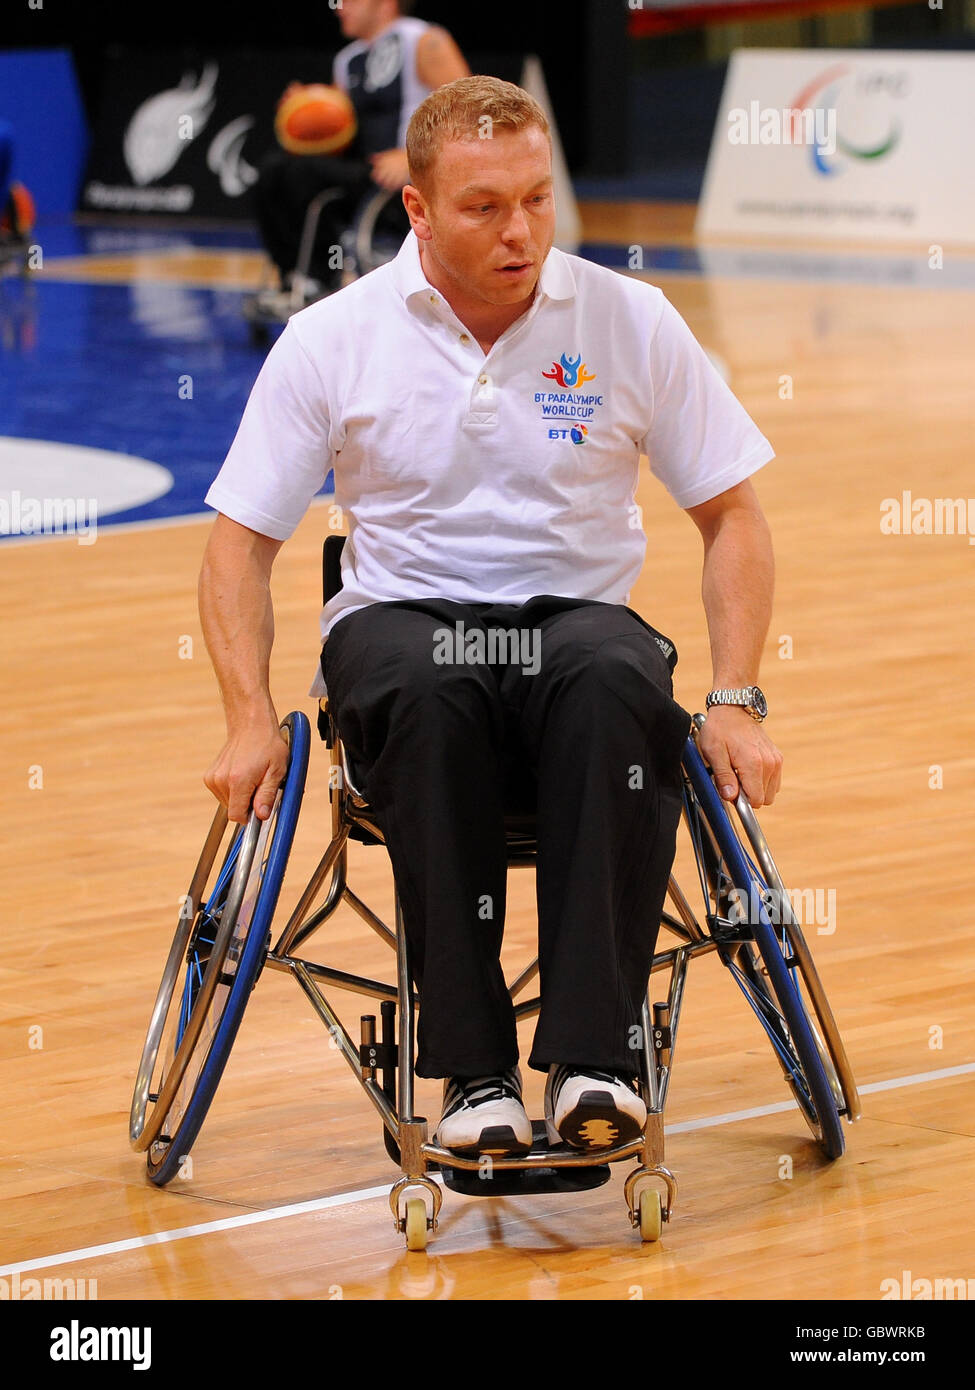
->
<box><xmin>542</xmin><ymin>352</ymin><xmax>596</xmax><ymax>389</ymax></box>
<box><xmin>547</xmin><ymin>424</ymin><xmax>589</xmax><ymax>444</ymax></box>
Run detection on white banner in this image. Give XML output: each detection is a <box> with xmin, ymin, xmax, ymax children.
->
<box><xmin>696</xmin><ymin>49</ymin><xmax>975</xmax><ymax>245</ymax></box>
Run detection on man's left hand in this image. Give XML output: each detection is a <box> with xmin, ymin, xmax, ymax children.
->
<box><xmin>370</xmin><ymin>149</ymin><xmax>410</xmax><ymax>190</ymax></box>
<box><xmin>698</xmin><ymin>705</ymin><xmax>783</xmax><ymax>808</ymax></box>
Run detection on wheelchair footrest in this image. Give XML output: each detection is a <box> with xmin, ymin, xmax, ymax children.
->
<box><xmin>438</xmin><ymin>1122</ymin><xmax>612</xmax><ymax>1196</ymax></box>
<box><xmin>440</xmin><ymin>1160</ymin><xmax>612</xmax><ymax>1198</ymax></box>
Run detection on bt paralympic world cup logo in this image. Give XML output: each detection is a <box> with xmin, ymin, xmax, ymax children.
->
<box><xmin>543</xmin><ymin>352</ymin><xmax>596</xmax><ymax>389</ymax></box>
<box><xmin>541</xmin><ymin>353</ymin><xmax>597</xmax><ymax>444</ymax></box>
<box><xmin>791</xmin><ymin>64</ymin><xmax>903</xmax><ymax>175</ymax></box>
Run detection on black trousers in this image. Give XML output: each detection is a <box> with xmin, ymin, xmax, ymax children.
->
<box><xmin>253</xmin><ymin>149</ymin><xmax>374</xmax><ymax>284</ymax></box>
<box><xmin>321</xmin><ymin>595</ymin><xmax>692</xmax><ymax>1080</ymax></box>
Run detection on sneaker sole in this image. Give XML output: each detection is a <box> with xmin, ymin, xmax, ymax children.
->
<box><xmin>435</xmin><ymin>1125</ymin><xmax>533</xmax><ymax>1159</ymax></box>
<box><xmin>552</xmin><ymin>1090</ymin><xmax>645</xmax><ymax>1151</ymax></box>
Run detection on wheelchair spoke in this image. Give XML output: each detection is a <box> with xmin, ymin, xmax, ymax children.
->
<box><xmin>723</xmin><ymin>956</ymin><xmax>814</xmax><ymax>1109</ymax></box>
<box><xmin>682</xmin><ymin>781</ymin><xmax>716</xmax><ymax>922</ymax></box>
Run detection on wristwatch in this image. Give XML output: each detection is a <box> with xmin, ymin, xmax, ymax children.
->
<box><xmin>705</xmin><ymin>686</ymin><xmax>768</xmax><ymax>722</ymax></box>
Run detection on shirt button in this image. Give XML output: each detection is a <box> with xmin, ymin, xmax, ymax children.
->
<box><xmin>429</xmin><ymin>294</ymin><xmax>438</xmax><ymax>305</ymax></box>
<box><xmin>478</xmin><ymin>374</ymin><xmax>488</xmax><ymax>384</ymax></box>
<box><xmin>460</xmin><ymin>334</ymin><xmax>470</xmax><ymax>344</ymax></box>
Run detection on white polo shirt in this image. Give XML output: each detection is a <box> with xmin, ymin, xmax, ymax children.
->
<box><xmin>205</xmin><ymin>231</ymin><xmax>774</xmax><ymax>697</ymax></box>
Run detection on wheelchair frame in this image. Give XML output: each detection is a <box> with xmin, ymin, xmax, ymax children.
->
<box><xmin>243</xmin><ymin>186</ymin><xmax>408</xmax><ymax>340</ymax></box>
<box><xmin>130</xmin><ymin>542</ymin><xmax>860</xmax><ymax>1252</ymax></box>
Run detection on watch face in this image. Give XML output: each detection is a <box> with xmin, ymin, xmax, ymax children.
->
<box><xmin>750</xmin><ymin>687</ymin><xmax>768</xmax><ymax>719</ymax></box>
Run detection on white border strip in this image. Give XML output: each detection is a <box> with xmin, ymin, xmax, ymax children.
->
<box><xmin>2</xmin><ymin>1060</ymin><xmax>973</xmax><ymax>1278</ymax></box>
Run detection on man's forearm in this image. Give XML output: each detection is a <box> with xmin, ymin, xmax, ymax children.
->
<box><xmin>700</xmin><ymin>503</ymin><xmax>774</xmax><ymax>689</ymax></box>
<box><xmin>198</xmin><ymin>522</ymin><xmax>280</xmax><ymax>730</ymax></box>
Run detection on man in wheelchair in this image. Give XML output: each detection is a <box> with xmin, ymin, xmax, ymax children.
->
<box><xmin>200</xmin><ymin>75</ymin><xmax>783</xmax><ymax>1160</ymax></box>
<box><xmin>252</xmin><ymin>0</ymin><xmax>467</xmax><ymax>313</ymax></box>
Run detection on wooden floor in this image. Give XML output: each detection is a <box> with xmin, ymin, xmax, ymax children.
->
<box><xmin>2</xmin><ymin>203</ymin><xmax>974</xmax><ymax>1300</ymax></box>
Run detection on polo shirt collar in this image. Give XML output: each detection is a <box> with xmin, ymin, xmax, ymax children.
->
<box><xmin>391</xmin><ymin>229</ymin><xmax>576</xmax><ymax>307</ymax></box>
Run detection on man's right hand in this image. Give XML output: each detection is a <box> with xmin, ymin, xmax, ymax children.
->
<box><xmin>204</xmin><ymin>718</ymin><xmax>290</xmax><ymax>825</ymax></box>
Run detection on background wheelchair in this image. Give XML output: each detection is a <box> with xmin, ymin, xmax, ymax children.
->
<box><xmin>0</xmin><ymin>180</ymin><xmax>35</xmax><ymax>281</ymax></box>
<box><xmin>130</xmin><ymin>535</ymin><xmax>860</xmax><ymax>1251</ymax></box>
<box><xmin>243</xmin><ymin>186</ymin><xmax>410</xmax><ymax>344</ymax></box>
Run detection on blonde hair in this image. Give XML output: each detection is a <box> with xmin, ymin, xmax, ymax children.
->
<box><xmin>407</xmin><ymin>76</ymin><xmax>551</xmax><ymax>190</ymax></box>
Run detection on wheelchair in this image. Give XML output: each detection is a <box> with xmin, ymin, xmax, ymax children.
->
<box><xmin>130</xmin><ymin>534</ymin><xmax>860</xmax><ymax>1251</ymax></box>
<box><xmin>243</xmin><ymin>185</ymin><xmax>410</xmax><ymax>344</ymax></box>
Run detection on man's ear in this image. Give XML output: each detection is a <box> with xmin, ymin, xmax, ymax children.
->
<box><xmin>402</xmin><ymin>183</ymin><xmax>433</xmax><ymax>241</ymax></box>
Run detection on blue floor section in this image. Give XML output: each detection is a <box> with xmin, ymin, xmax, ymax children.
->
<box><xmin>0</xmin><ymin>275</ymin><xmax>301</xmax><ymax>531</ymax></box>
<box><xmin>0</xmin><ymin>221</ymin><xmax>336</xmax><ymax>538</ymax></box>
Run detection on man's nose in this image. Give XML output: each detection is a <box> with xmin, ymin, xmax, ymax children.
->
<box><xmin>501</xmin><ymin>205</ymin><xmax>530</xmax><ymax>243</ymax></box>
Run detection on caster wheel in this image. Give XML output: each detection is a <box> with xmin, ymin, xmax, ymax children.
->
<box><xmin>638</xmin><ymin>1187</ymin><xmax>662</xmax><ymax>1242</ymax></box>
<box><xmin>405</xmin><ymin>1197</ymin><xmax>428</xmax><ymax>1252</ymax></box>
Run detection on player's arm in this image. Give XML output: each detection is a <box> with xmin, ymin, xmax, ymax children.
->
<box><xmin>415</xmin><ymin>26</ymin><xmax>470</xmax><ymax>88</ymax></box>
<box><xmin>685</xmin><ymin>477</ymin><xmax>783</xmax><ymax>808</ymax></box>
<box><xmin>198</xmin><ymin>514</ymin><xmax>289</xmax><ymax>825</ymax></box>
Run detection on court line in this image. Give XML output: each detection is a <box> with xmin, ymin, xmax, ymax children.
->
<box><xmin>2</xmin><ymin>1060</ymin><xmax>972</xmax><ymax>1278</ymax></box>
<box><xmin>0</xmin><ymin>493</ymin><xmax>338</xmax><ymax>549</ymax></box>
<box><xmin>667</xmin><ymin>1060</ymin><xmax>975</xmax><ymax>1133</ymax></box>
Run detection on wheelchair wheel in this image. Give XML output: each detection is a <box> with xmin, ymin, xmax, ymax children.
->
<box><xmin>639</xmin><ymin>1187</ymin><xmax>663</xmax><ymax>1242</ymax></box>
<box><xmin>129</xmin><ymin>711</ymin><xmax>310</xmax><ymax>1185</ymax></box>
<box><xmin>353</xmin><ymin>189</ymin><xmax>410</xmax><ymax>275</ymax></box>
<box><xmin>405</xmin><ymin>1198</ymin><xmax>428</xmax><ymax>1252</ymax></box>
<box><xmin>681</xmin><ymin>740</ymin><xmax>853</xmax><ymax>1160</ymax></box>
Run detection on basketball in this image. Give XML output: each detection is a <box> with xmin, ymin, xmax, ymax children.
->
<box><xmin>275</xmin><ymin>83</ymin><xmax>357</xmax><ymax>156</ymax></box>
<box><xmin>0</xmin><ymin>181</ymin><xmax>35</xmax><ymax>236</ymax></box>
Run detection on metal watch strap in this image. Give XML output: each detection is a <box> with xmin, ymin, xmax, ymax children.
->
<box><xmin>705</xmin><ymin>686</ymin><xmax>767</xmax><ymax>721</ymax></box>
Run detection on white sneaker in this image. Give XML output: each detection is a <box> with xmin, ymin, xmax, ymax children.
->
<box><xmin>434</xmin><ymin>1067</ymin><xmax>533</xmax><ymax>1157</ymax></box>
<box><xmin>544</xmin><ymin>1065</ymin><xmax>647</xmax><ymax>1150</ymax></box>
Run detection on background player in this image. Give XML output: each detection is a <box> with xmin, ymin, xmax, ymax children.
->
<box><xmin>253</xmin><ymin>0</ymin><xmax>468</xmax><ymax>309</ymax></box>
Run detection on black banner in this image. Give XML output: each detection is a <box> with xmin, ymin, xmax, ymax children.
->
<box><xmin>80</xmin><ymin>48</ymin><xmax>336</xmax><ymax>220</ymax></box>
<box><xmin>79</xmin><ymin>47</ymin><xmax>528</xmax><ymax>221</ymax></box>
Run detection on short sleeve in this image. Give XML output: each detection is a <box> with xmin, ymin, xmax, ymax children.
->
<box><xmin>643</xmin><ymin>294</ymin><xmax>774</xmax><ymax>510</ymax></box>
<box><xmin>204</xmin><ymin>323</ymin><xmax>332</xmax><ymax>541</ymax></box>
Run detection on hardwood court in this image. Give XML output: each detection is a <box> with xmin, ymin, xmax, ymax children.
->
<box><xmin>1</xmin><ymin>204</ymin><xmax>973</xmax><ymax>1299</ymax></box>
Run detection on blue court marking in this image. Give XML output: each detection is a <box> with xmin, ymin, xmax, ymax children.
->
<box><xmin>1</xmin><ymin>227</ymin><xmax>333</xmax><ymax>538</ymax></box>
<box><xmin>29</xmin><ymin>220</ymin><xmax>266</xmax><ymax>259</ymax></box>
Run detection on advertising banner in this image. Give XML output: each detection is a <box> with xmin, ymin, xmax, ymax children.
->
<box><xmin>697</xmin><ymin>49</ymin><xmax>975</xmax><ymax>245</ymax></box>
